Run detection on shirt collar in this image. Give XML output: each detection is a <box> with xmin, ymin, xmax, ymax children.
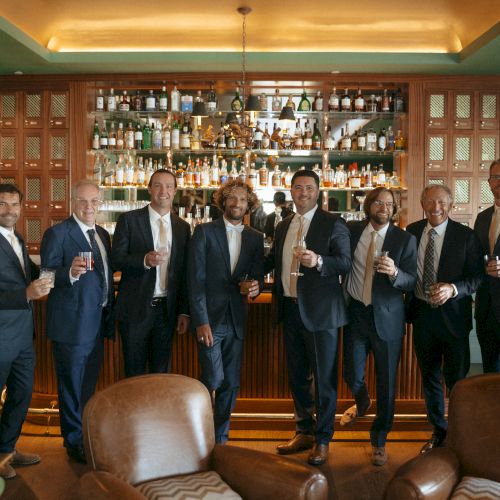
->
<box><xmin>425</xmin><ymin>218</ymin><xmax>448</xmax><ymax>237</ymax></box>
<box><xmin>0</xmin><ymin>226</ymin><xmax>15</xmax><ymax>240</ymax></box>
<box><xmin>73</xmin><ymin>213</ymin><xmax>96</xmax><ymax>232</ymax></box>
<box><xmin>148</xmin><ymin>205</ymin><xmax>171</xmax><ymax>224</ymax></box>
<box><xmin>223</xmin><ymin>217</ymin><xmax>244</xmax><ymax>231</ymax></box>
<box><xmin>368</xmin><ymin>221</ymin><xmax>390</xmax><ymax>239</ymax></box>
<box><xmin>295</xmin><ymin>205</ymin><xmax>318</xmax><ymax>223</ymax></box>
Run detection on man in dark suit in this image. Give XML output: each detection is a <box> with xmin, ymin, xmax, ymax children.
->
<box><xmin>264</xmin><ymin>191</ymin><xmax>293</xmax><ymax>239</ymax></box>
<box><xmin>188</xmin><ymin>179</ymin><xmax>263</xmax><ymax>444</ymax></box>
<box><xmin>0</xmin><ymin>184</ymin><xmax>51</xmax><ymax>480</ymax></box>
<box><xmin>340</xmin><ymin>187</ymin><xmax>417</xmax><ymax>466</ymax></box>
<box><xmin>41</xmin><ymin>179</ymin><xmax>114</xmax><ymax>464</ymax></box>
<box><xmin>266</xmin><ymin>170</ymin><xmax>351</xmax><ymax>466</ymax></box>
<box><xmin>112</xmin><ymin>169</ymin><xmax>190</xmax><ymax>377</ymax></box>
<box><xmin>474</xmin><ymin>159</ymin><xmax>500</xmax><ymax>373</ymax></box>
<box><xmin>406</xmin><ymin>184</ymin><xmax>482</xmax><ymax>453</ymax></box>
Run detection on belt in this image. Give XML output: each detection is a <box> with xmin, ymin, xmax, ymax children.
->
<box><xmin>151</xmin><ymin>297</ymin><xmax>167</xmax><ymax>307</ymax></box>
<box><xmin>284</xmin><ymin>296</ymin><xmax>298</xmax><ymax>304</ymax></box>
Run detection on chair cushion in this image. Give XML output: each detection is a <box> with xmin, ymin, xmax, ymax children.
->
<box><xmin>136</xmin><ymin>471</ymin><xmax>242</xmax><ymax>500</ymax></box>
<box><xmin>451</xmin><ymin>476</ymin><xmax>500</xmax><ymax>499</ymax></box>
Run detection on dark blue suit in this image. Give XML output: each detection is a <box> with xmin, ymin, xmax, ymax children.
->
<box><xmin>188</xmin><ymin>217</ymin><xmax>264</xmax><ymax>442</ymax></box>
<box><xmin>344</xmin><ymin>221</ymin><xmax>417</xmax><ymax>447</ymax></box>
<box><xmin>40</xmin><ymin>216</ymin><xmax>113</xmax><ymax>450</ymax></box>
<box><xmin>0</xmin><ymin>232</ymin><xmax>37</xmax><ymax>453</ymax></box>
<box><xmin>406</xmin><ymin>218</ymin><xmax>482</xmax><ymax>438</ymax></box>
<box><xmin>474</xmin><ymin>206</ymin><xmax>500</xmax><ymax>372</ymax></box>
<box><xmin>265</xmin><ymin>209</ymin><xmax>351</xmax><ymax>444</ymax></box>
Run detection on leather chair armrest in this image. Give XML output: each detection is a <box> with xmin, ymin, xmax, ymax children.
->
<box><xmin>75</xmin><ymin>471</ymin><xmax>146</xmax><ymax>500</ymax></box>
<box><xmin>213</xmin><ymin>444</ymin><xmax>328</xmax><ymax>500</ymax></box>
<box><xmin>384</xmin><ymin>448</ymin><xmax>460</xmax><ymax>500</ymax></box>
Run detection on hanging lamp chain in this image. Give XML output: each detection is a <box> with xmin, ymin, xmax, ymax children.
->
<box><xmin>237</xmin><ymin>6</ymin><xmax>252</xmax><ymax>103</ymax></box>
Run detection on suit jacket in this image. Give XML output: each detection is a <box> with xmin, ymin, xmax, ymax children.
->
<box><xmin>265</xmin><ymin>208</ymin><xmax>352</xmax><ymax>332</ymax></box>
<box><xmin>41</xmin><ymin>216</ymin><xmax>114</xmax><ymax>345</ymax></box>
<box><xmin>112</xmin><ymin>206</ymin><xmax>191</xmax><ymax>332</ymax></box>
<box><xmin>406</xmin><ymin>218</ymin><xmax>483</xmax><ymax>337</ymax></box>
<box><xmin>347</xmin><ymin>221</ymin><xmax>417</xmax><ymax>341</ymax></box>
<box><xmin>474</xmin><ymin>206</ymin><xmax>500</xmax><ymax>323</ymax></box>
<box><xmin>0</xmin><ymin>231</ymin><xmax>38</xmax><ymax>359</ymax></box>
<box><xmin>188</xmin><ymin>217</ymin><xmax>264</xmax><ymax>339</ymax></box>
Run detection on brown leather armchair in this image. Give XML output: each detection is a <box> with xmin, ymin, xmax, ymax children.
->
<box><xmin>75</xmin><ymin>374</ymin><xmax>328</xmax><ymax>500</ymax></box>
<box><xmin>384</xmin><ymin>373</ymin><xmax>500</xmax><ymax>500</ymax></box>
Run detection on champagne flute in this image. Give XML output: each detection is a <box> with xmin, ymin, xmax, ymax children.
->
<box><xmin>291</xmin><ymin>236</ymin><xmax>307</xmax><ymax>277</ymax></box>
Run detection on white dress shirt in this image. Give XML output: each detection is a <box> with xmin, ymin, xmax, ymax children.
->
<box><xmin>148</xmin><ymin>206</ymin><xmax>172</xmax><ymax>298</ymax></box>
<box><xmin>347</xmin><ymin>222</ymin><xmax>390</xmax><ymax>303</ymax></box>
<box><xmin>0</xmin><ymin>226</ymin><xmax>25</xmax><ymax>274</ymax></box>
<box><xmin>282</xmin><ymin>206</ymin><xmax>317</xmax><ymax>297</ymax></box>
<box><xmin>224</xmin><ymin>217</ymin><xmax>243</xmax><ymax>274</ymax></box>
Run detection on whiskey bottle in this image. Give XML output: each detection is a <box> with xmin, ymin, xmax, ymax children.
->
<box><xmin>207</xmin><ymin>83</ymin><xmax>217</xmax><ymax>113</ymax></box>
<box><xmin>159</xmin><ymin>86</ymin><xmax>168</xmax><ymax>112</ymax></box>
<box><xmin>108</xmin><ymin>121</ymin><xmax>117</xmax><ymax>150</ymax></box>
<box><xmin>171</xmin><ymin>85</ymin><xmax>180</xmax><ymax>112</ymax></box>
<box><xmin>133</xmin><ymin>91</ymin><xmax>143</xmax><ymax>111</ymax></box>
<box><xmin>134</xmin><ymin>123</ymin><xmax>143</xmax><ymax>150</ymax></box>
<box><xmin>377</xmin><ymin>164</ymin><xmax>386</xmax><ymax>186</ymax></box>
<box><xmin>324</xmin><ymin>125</ymin><xmax>335</xmax><ymax>150</ymax></box>
<box><xmin>395</xmin><ymin>129</ymin><xmax>405</xmax><ymax>150</ymax></box>
<box><xmin>180</xmin><ymin>119</ymin><xmax>191</xmax><ymax>150</ymax></box>
<box><xmin>354</xmin><ymin>88</ymin><xmax>365</xmax><ymax>112</ymax></box>
<box><xmin>377</xmin><ymin>128</ymin><xmax>387</xmax><ymax>151</ymax></box>
<box><xmin>258</xmin><ymin>163</ymin><xmax>269</xmax><ymax>187</ymax></box>
<box><xmin>381</xmin><ymin>89</ymin><xmax>390</xmax><ymax>112</ymax></box>
<box><xmin>387</xmin><ymin>125</ymin><xmax>395</xmax><ymax>151</ymax></box>
<box><xmin>313</xmin><ymin>91</ymin><xmax>323</xmax><ymax>111</ymax></box>
<box><xmin>366</xmin><ymin>128</ymin><xmax>377</xmax><ymax>151</ymax></box>
<box><xmin>107</xmin><ymin>88</ymin><xmax>116</xmax><ymax>112</ymax></box>
<box><xmin>294</xmin><ymin>120</ymin><xmax>303</xmax><ymax>149</ymax></box>
<box><xmin>340</xmin><ymin>124</ymin><xmax>352</xmax><ymax>151</ymax></box>
<box><xmin>284</xmin><ymin>166</ymin><xmax>293</xmax><ymax>188</ymax></box>
<box><xmin>328</xmin><ymin>87</ymin><xmax>340</xmax><ymax>111</ymax></box>
<box><xmin>96</xmin><ymin>89</ymin><xmax>104</xmax><ymax>111</ymax></box>
<box><xmin>341</xmin><ymin>89</ymin><xmax>351</xmax><ymax>111</ymax></box>
<box><xmin>116</xmin><ymin>122</ymin><xmax>124</xmax><ymax>150</ymax></box>
<box><xmin>125</xmin><ymin>122</ymin><xmax>134</xmax><ymax>149</ymax></box>
<box><xmin>119</xmin><ymin>91</ymin><xmax>130</xmax><ymax>112</ymax></box>
<box><xmin>272</xmin><ymin>89</ymin><xmax>281</xmax><ymax>112</ymax></box>
<box><xmin>146</xmin><ymin>90</ymin><xmax>157</xmax><ymax>112</ymax></box>
<box><xmin>298</xmin><ymin>91</ymin><xmax>311</xmax><ymax>112</ymax></box>
<box><xmin>394</xmin><ymin>88</ymin><xmax>405</xmax><ymax>112</ymax></box>
<box><xmin>231</xmin><ymin>87</ymin><xmax>244</xmax><ymax>112</ymax></box>
<box><xmin>312</xmin><ymin>120</ymin><xmax>322</xmax><ymax>150</ymax></box>
<box><xmin>357</xmin><ymin>128</ymin><xmax>366</xmax><ymax>151</ymax></box>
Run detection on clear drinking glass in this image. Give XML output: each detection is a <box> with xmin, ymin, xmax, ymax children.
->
<box><xmin>374</xmin><ymin>250</ymin><xmax>389</xmax><ymax>271</ymax></box>
<box><xmin>78</xmin><ymin>251</ymin><xmax>94</xmax><ymax>271</ymax></box>
<box><xmin>39</xmin><ymin>267</ymin><xmax>56</xmax><ymax>288</ymax></box>
<box><xmin>291</xmin><ymin>236</ymin><xmax>307</xmax><ymax>277</ymax></box>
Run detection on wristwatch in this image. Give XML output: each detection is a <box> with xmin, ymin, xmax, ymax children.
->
<box><xmin>316</xmin><ymin>255</ymin><xmax>323</xmax><ymax>271</ymax></box>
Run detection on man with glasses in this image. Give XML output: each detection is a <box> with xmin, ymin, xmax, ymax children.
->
<box><xmin>266</xmin><ymin>170</ymin><xmax>351</xmax><ymax>466</ymax></box>
<box><xmin>340</xmin><ymin>187</ymin><xmax>417</xmax><ymax>466</ymax></box>
<box><xmin>474</xmin><ymin>159</ymin><xmax>500</xmax><ymax>372</ymax></box>
<box><xmin>41</xmin><ymin>179</ymin><xmax>114</xmax><ymax>464</ymax></box>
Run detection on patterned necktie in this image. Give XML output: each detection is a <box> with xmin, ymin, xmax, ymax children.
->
<box><xmin>362</xmin><ymin>230</ymin><xmax>378</xmax><ymax>306</ymax></box>
<box><xmin>290</xmin><ymin>215</ymin><xmax>304</xmax><ymax>297</ymax></box>
<box><xmin>489</xmin><ymin>209</ymin><xmax>499</xmax><ymax>254</ymax></box>
<box><xmin>423</xmin><ymin>228</ymin><xmax>437</xmax><ymax>293</ymax></box>
<box><xmin>87</xmin><ymin>229</ymin><xmax>107</xmax><ymax>305</ymax></box>
<box><xmin>158</xmin><ymin>218</ymin><xmax>169</xmax><ymax>289</ymax></box>
<box><xmin>9</xmin><ymin>232</ymin><xmax>25</xmax><ymax>275</ymax></box>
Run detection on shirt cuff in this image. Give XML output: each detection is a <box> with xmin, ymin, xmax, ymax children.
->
<box><xmin>451</xmin><ymin>284</ymin><xmax>458</xmax><ymax>297</ymax></box>
<box><xmin>316</xmin><ymin>255</ymin><xmax>323</xmax><ymax>272</ymax></box>
<box><xmin>69</xmin><ymin>269</ymin><xmax>79</xmax><ymax>285</ymax></box>
<box><xmin>144</xmin><ymin>256</ymin><xmax>151</xmax><ymax>270</ymax></box>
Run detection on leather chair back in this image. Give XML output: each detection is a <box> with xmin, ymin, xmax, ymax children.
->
<box><xmin>446</xmin><ymin>373</ymin><xmax>500</xmax><ymax>483</ymax></box>
<box><xmin>82</xmin><ymin>374</ymin><xmax>215</xmax><ymax>485</ymax></box>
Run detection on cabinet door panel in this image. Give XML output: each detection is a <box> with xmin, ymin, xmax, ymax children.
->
<box><xmin>23</xmin><ymin>92</ymin><xmax>44</xmax><ymax>129</ymax></box>
<box><xmin>47</xmin><ymin>174</ymin><xmax>69</xmax><ymax>213</ymax></box>
<box><xmin>450</xmin><ymin>176</ymin><xmax>472</xmax><ymax>216</ymax></box>
<box><xmin>477</xmin><ymin>176</ymin><xmax>495</xmax><ymax>214</ymax></box>
<box><xmin>478</xmin><ymin>92</ymin><xmax>498</xmax><ymax>130</ymax></box>
<box><xmin>0</xmin><ymin>173</ymin><xmax>20</xmax><ymax>186</ymax></box>
<box><xmin>23</xmin><ymin>215</ymin><xmax>43</xmax><ymax>254</ymax></box>
<box><xmin>49</xmin><ymin>91</ymin><xmax>69</xmax><ymax>129</ymax></box>
<box><xmin>23</xmin><ymin>131</ymin><xmax>43</xmax><ymax>170</ymax></box>
<box><xmin>0</xmin><ymin>92</ymin><xmax>19</xmax><ymax>129</ymax></box>
<box><xmin>0</xmin><ymin>132</ymin><xmax>19</xmax><ymax>170</ymax></box>
<box><xmin>425</xmin><ymin>92</ymin><xmax>448</xmax><ymax>129</ymax></box>
<box><xmin>425</xmin><ymin>133</ymin><xmax>448</xmax><ymax>171</ymax></box>
<box><xmin>452</xmin><ymin>92</ymin><xmax>473</xmax><ymax>129</ymax></box>
<box><xmin>450</xmin><ymin>133</ymin><xmax>473</xmax><ymax>172</ymax></box>
<box><xmin>48</xmin><ymin>131</ymin><xmax>69</xmax><ymax>170</ymax></box>
<box><xmin>477</xmin><ymin>133</ymin><xmax>498</xmax><ymax>174</ymax></box>
<box><xmin>22</xmin><ymin>175</ymin><xmax>43</xmax><ymax>211</ymax></box>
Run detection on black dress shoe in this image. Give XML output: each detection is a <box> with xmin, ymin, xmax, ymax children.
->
<box><xmin>66</xmin><ymin>445</ymin><xmax>87</xmax><ymax>464</ymax></box>
<box><xmin>276</xmin><ymin>434</ymin><xmax>315</xmax><ymax>455</ymax></box>
<box><xmin>307</xmin><ymin>443</ymin><xmax>329</xmax><ymax>466</ymax></box>
<box><xmin>420</xmin><ymin>434</ymin><xmax>445</xmax><ymax>454</ymax></box>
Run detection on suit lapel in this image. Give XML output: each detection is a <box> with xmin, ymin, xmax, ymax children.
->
<box><xmin>214</xmin><ymin>217</ymin><xmax>231</xmax><ymax>275</ymax></box>
<box><xmin>0</xmin><ymin>232</ymin><xmax>26</xmax><ymax>278</ymax></box>
<box><xmin>169</xmin><ymin>213</ymin><xmax>183</xmax><ymax>281</ymax></box>
<box><xmin>139</xmin><ymin>206</ymin><xmax>154</xmax><ymax>249</ymax></box>
<box><xmin>68</xmin><ymin>216</ymin><xmax>92</xmax><ymax>250</ymax></box>
<box><xmin>233</xmin><ymin>227</ymin><xmax>251</xmax><ymax>278</ymax></box>
<box><xmin>438</xmin><ymin>219</ymin><xmax>455</xmax><ymax>277</ymax></box>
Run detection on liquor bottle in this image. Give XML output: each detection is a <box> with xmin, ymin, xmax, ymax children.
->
<box><xmin>395</xmin><ymin>129</ymin><xmax>405</xmax><ymax>150</ymax></box>
<box><xmin>282</xmin><ymin>128</ymin><xmax>292</xmax><ymax>150</ymax></box>
<box><xmin>159</xmin><ymin>86</ymin><xmax>168</xmax><ymax>112</ymax></box>
<box><xmin>191</xmin><ymin>125</ymin><xmax>201</xmax><ymax>151</ymax></box>
<box><xmin>99</xmin><ymin>120</ymin><xmax>108</xmax><ymax>149</ymax></box>
<box><xmin>357</xmin><ymin>128</ymin><xmax>366</xmax><ymax>151</ymax></box>
<box><xmin>217</xmin><ymin>122</ymin><xmax>226</xmax><ymax>149</ymax></box>
<box><xmin>180</xmin><ymin>118</ymin><xmax>191</xmax><ymax>149</ymax></box>
<box><xmin>322</xmin><ymin>164</ymin><xmax>332</xmax><ymax>188</ymax></box>
<box><xmin>96</xmin><ymin>89</ymin><xmax>104</xmax><ymax>111</ymax></box>
<box><xmin>272</xmin><ymin>89</ymin><xmax>281</xmax><ymax>112</ymax></box>
<box><xmin>171</xmin><ymin>120</ymin><xmax>180</xmax><ymax>149</ymax></box>
<box><xmin>228</xmin><ymin>161</ymin><xmax>238</xmax><ymax>181</ymax></box>
<box><xmin>271</xmin><ymin>165</ymin><xmax>281</xmax><ymax>187</ymax></box>
<box><xmin>324</xmin><ymin>125</ymin><xmax>335</xmax><ymax>150</ymax></box>
<box><xmin>134</xmin><ymin>123</ymin><xmax>143</xmax><ymax>150</ymax></box>
<box><xmin>181</xmin><ymin>93</ymin><xmax>193</xmax><ymax>113</ymax></box>
<box><xmin>298</xmin><ymin>91</ymin><xmax>311</xmax><ymax>112</ymax></box>
<box><xmin>253</xmin><ymin>121</ymin><xmax>263</xmax><ymax>149</ymax></box>
<box><xmin>145</xmin><ymin>160</ymin><xmax>154</xmax><ymax>186</ymax></box>
<box><xmin>365</xmin><ymin>164</ymin><xmax>373</xmax><ymax>188</ymax></box>
<box><xmin>270</xmin><ymin>124</ymin><xmax>279</xmax><ymax>150</ymax></box>
<box><xmin>119</xmin><ymin>91</ymin><xmax>130</xmax><ymax>112</ymax></box>
<box><xmin>350</xmin><ymin>165</ymin><xmax>361</xmax><ymax>189</ymax></box>
<box><xmin>394</xmin><ymin>88</ymin><xmax>405</xmax><ymax>112</ymax></box>
<box><xmin>210</xmin><ymin>160</ymin><xmax>220</xmax><ymax>187</ymax></box>
<box><xmin>341</xmin><ymin>88</ymin><xmax>351</xmax><ymax>111</ymax></box>
<box><xmin>377</xmin><ymin>164</ymin><xmax>386</xmax><ymax>186</ymax></box>
<box><xmin>176</xmin><ymin>164</ymin><xmax>185</xmax><ymax>189</ymax></box>
<box><xmin>366</xmin><ymin>127</ymin><xmax>377</xmax><ymax>151</ymax></box>
<box><xmin>207</xmin><ymin>83</ymin><xmax>217</xmax><ymax>113</ymax></box>
<box><xmin>115</xmin><ymin>158</ymin><xmax>125</xmax><ymax>187</ymax></box>
<box><xmin>336</xmin><ymin>164</ymin><xmax>347</xmax><ymax>188</ymax></box>
<box><xmin>107</xmin><ymin>88</ymin><xmax>116</xmax><ymax>112</ymax></box>
<box><xmin>354</xmin><ymin>88</ymin><xmax>365</xmax><ymax>112</ymax></box>
<box><xmin>351</xmin><ymin>129</ymin><xmax>358</xmax><ymax>151</ymax></box>
<box><xmin>227</xmin><ymin>129</ymin><xmax>237</xmax><ymax>149</ymax></box>
<box><xmin>92</xmin><ymin>154</ymin><xmax>103</xmax><ymax>185</ymax></box>
<box><xmin>328</xmin><ymin>86</ymin><xmax>340</xmax><ymax>111</ymax></box>
<box><xmin>294</xmin><ymin>120</ymin><xmax>303</xmax><ymax>149</ymax></box>
<box><xmin>302</xmin><ymin>120</ymin><xmax>312</xmax><ymax>150</ymax></box>
<box><xmin>258</xmin><ymin>163</ymin><xmax>268</xmax><ymax>187</ymax></box>
<box><xmin>193</xmin><ymin>161</ymin><xmax>202</xmax><ymax>188</ymax></box>
<box><xmin>136</xmin><ymin>158</ymin><xmax>146</xmax><ymax>187</ymax></box>
<box><xmin>367</xmin><ymin>94</ymin><xmax>377</xmax><ymax>113</ymax></box>
<box><xmin>381</xmin><ymin>89</ymin><xmax>390</xmax><ymax>112</ymax></box>
<box><xmin>312</xmin><ymin>120</ymin><xmax>322</xmax><ymax>150</ymax></box>
<box><xmin>260</xmin><ymin>93</ymin><xmax>267</xmax><ymax>111</ymax></box>
<box><xmin>247</xmin><ymin>163</ymin><xmax>257</xmax><ymax>189</ymax></box>
<box><xmin>108</xmin><ymin>121</ymin><xmax>116</xmax><ymax>150</ymax></box>
<box><xmin>262</xmin><ymin>123</ymin><xmax>271</xmax><ymax>149</ymax></box>
<box><xmin>142</xmin><ymin>122</ymin><xmax>152</xmax><ymax>150</ymax></box>
<box><xmin>377</xmin><ymin>128</ymin><xmax>387</xmax><ymax>151</ymax></box>
<box><xmin>116</xmin><ymin>122</ymin><xmax>124</xmax><ymax>150</ymax></box>
<box><xmin>185</xmin><ymin>161</ymin><xmax>195</xmax><ymax>187</ymax></box>
<box><xmin>387</xmin><ymin>125</ymin><xmax>395</xmax><ymax>151</ymax></box>
<box><xmin>152</xmin><ymin>122</ymin><xmax>162</xmax><ymax>150</ymax></box>
<box><xmin>125</xmin><ymin>122</ymin><xmax>134</xmax><ymax>149</ymax></box>
<box><xmin>133</xmin><ymin>91</ymin><xmax>143</xmax><ymax>111</ymax></box>
<box><xmin>313</xmin><ymin>91</ymin><xmax>323</xmax><ymax>111</ymax></box>
<box><xmin>170</xmin><ymin>85</ymin><xmax>180</xmax><ymax>113</ymax></box>
<box><xmin>285</xmin><ymin>95</ymin><xmax>296</xmax><ymax>111</ymax></box>
<box><xmin>284</xmin><ymin>166</ymin><xmax>293</xmax><ymax>188</ymax></box>
<box><xmin>146</xmin><ymin>90</ymin><xmax>157</xmax><ymax>112</ymax></box>
<box><xmin>231</xmin><ymin>87</ymin><xmax>243</xmax><ymax>112</ymax></box>
<box><xmin>92</xmin><ymin>120</ymin><xmax>100</xmax><ymax>149</ymax></box>
<box><xmin>340</xmin><ymin>124</ymin><xmax>351</xmax><ymax>151</ymax></box>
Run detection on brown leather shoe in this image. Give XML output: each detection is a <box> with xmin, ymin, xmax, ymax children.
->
<box><xmin>420</xmin><ymin>434</ymin><xmax>445</xmax><ymax>454</ymax></box>
<box><xmin>276</xmin><ymin>434</ymin><xmax>315</xmax><ymax>455</ymax></box>
<box><xmin>11</xmin><ymin>449</ymin><xmax>41</xmax><ymax>466</ymax></box>
<box><xmin>307</xmin><ymin>443</ymin><xmax>329</xmax><ymax>466</ymax></box>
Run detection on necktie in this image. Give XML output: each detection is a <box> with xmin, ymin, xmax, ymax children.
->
<box><xmin>9</xmin><ymin>232</ymin><xmax>25</xmax><ymax>275</ymax></box>
<box><xmin>227</xmin><ymin>224</ymin><xmax>244</xmax><ymax>274</ymax></box>
<box><xmin>87</xmin><ymin>229</ymin><xmax>107</xmax><ymax>305</ymax></box>
<box><xmin>158</xmin><ymin>218</ymin><xmax>169</xmax><ymax>289</ymax></box>
<box><xmin>290</xmin><ymin>215</ymin><xmax>304</xmax><ymax>297</ymax></box>
<box><xmin>489</xmin><ymin>209</ymin><xmax>499</xmax><ymax>254</ymax></box>
<box><xmin>423</xmin><ymin>228</ymin><xmax>437</xmax><ymax>294</ymax></box>
<box><xmin>362</xmin><ymin>231</ymin><xmax>378</xmax><ymax>306</ymax></box>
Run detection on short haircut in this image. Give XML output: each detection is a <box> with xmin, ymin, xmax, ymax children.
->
<box><xmin>420</xmin><ymin>184</ymin><xmax>453</xmax><ymax>204</ymax></box>
<box><xmin>363</xmin><ymin>187</ymin><xmax>397</xmax><ymax>219</ymax></box>
<box><xmin>489</xmin><ymin>159</ymin><xmax>500</xmax><ymax>177</ymax></box>
<box><xmin>71</xmin><ymin>179</ymin><xmax>101</xmax><ymax>200</ymax></box>
<box><xmin>273</xmin><ymin>191</ymin><xmax>286</xmax><ymax>205</ymax></box>
<box><xmin>0</xmin><ymin>183</ymin><xmax>23</xmax><ymax>202</ymax></box>
<box><xmin>291</xmin><ymin>169</ymin><xmax>320</xmax><ymax>189</ymax></box>
<box><xmin>148</xmin><ymin>169</ymin><xmax>177</xmax><ymax>188</ymax></box>
<box><xmin>214</xmin><ymin>179</ymin><xmax>258</xmax><ymax>213</ymax></box>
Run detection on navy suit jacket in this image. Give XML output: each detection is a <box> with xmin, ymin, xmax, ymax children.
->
<box><xmin>265</xmin><ymin>208</ymin><xmax>352</xmax><ymax>332</ymax></box>
<box><xmin>112</xmin><ymin>206</ymin><xmax>191</xmax><ymax>331</ymax></box>
<box><xmin>474</xmin><ymin>206</ymin><xmax>500</xmax><ymax>323</ymax></box>
<box><xmin>0</xmin><ymin>231</ymin><xmax>38</xmax><ymax>359</ymax></box>
<box><xmin>406</xmin><ymin>218</ymin><xmax>483</xmax><ymax>337</ymax></box>
<box><xmin>41</xmin><ymin>216</ymin><xmax>114</xmax><ymax>345</ymax></box>
<box><xmin>188</xmin><ymin>217</ymin><xmax>264</xmax><ymax>339</ymax></box>
<box><xmin>347</xmin><ymin>221</ymin><xmax>417</xmax><ymax>341</ymax></box>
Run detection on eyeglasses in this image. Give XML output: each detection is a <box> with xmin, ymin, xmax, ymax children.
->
<box><xmin>373</xmin><ymin>200</ymin><xmax>395</xmax><ymax>208</ymax></box>
<box><xmin>75</xmin><ymin>198</ymin><xmax>102</xmax><ymax>207</ymax></box>
<box><xmin>490</xmin><ymin>175</ymin><xmax>500</xmax><ymax>181</ymax></box>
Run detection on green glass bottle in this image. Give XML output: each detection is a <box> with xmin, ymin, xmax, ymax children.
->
<box><xmin>231</xmin><ymin>87</ymin><xmax>244</xmax><ymax>112</ymax></box>
<box><xmin>142</xmin><ymin>122</ymin><xmax>152</xmax><ymax>150</ymax></box>
<box><xmin>298</xmin><ymin>91</ymin><xmax>311</xmax><ymax>112</ymax></box>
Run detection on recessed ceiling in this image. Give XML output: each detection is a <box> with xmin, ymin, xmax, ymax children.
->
<box><xmin>0</xmin><ymin>0</ymin><xmax>499</xmax><ymax>75</ymax></box>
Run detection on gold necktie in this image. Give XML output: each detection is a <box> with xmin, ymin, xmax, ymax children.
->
<box><xmin>289</xmin><ymin>215</ymin><xmax>304</xmax><ymax>298</ymax></box>
<box><xmin>489</xmin><ymin>209</ymin><xmax>499</xmax><ymax>254</ymax></box>
<box><xmin>158</xmin><ymin>218</ymin><xmax>168</xmax><ymax>290</ymax></box>
<box><xmin>362</xmin><ymin>231</ymin><xmax>378</xmax><ymax>306</ymax></box>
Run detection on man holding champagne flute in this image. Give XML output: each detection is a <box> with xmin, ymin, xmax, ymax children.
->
<box><xmin>266</xmin><ymin>169</ymin><xmax>351</xmax><ymax>466</ymax></box>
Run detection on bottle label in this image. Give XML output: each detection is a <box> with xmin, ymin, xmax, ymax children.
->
<box><xmin>115</xmin><ymin>169</ymin><xmax>124</xmax><ymax>184</ymax></box>
<box><xmin>162</xmin><ymin>132</ymin><xmax>171</xmax><ymax>148</ymax></box>
<box><xmin>313</xmin><ymin>140</ymin><xmax>321</xmax><ymax>149</ymax></box>
<box><xmin>92</xmin><ymin>136</ymin><xmax>99</xmax><ymax>150</ymax></box>
<box><xmin>171</xmin><ymin>93</ymin><xmax>180</xmax><ymax>112</ymax></box>
<box><xmin>108</xmin><ymin>137</ymin><xmax>116</xmax><ymax>146</ymax></box>
<box><xmin>254</xmin><ymin>131</ymin><xmax>263</xmax><ymax>141</ymax></box>
<box><xmin>341</xmin><ymin>138</ymin><xmax>351</xmax><ymax>150</ymax></box>
<box><xmin>262</xmin><ymin>137</ymin><xmax>270</xmax><ymax>149</ymax></box>
<box><xmin>99</xmin><ymin>137</ymin><xmax>108</xmax><ymax>147</ymax></box>
<box><xmin>159</xmin><ymin>97</ymin><xmax>168</xmax><ymax>111</ymax></box>
<box><xmin>107</xmin><ymin>97</ymin><xmax>116</xmax><ymax>111</ymax></box>
<box><xmin>180</xmin><ymin>135</ymin><xmax>190</xmax><ymax>148</ymax></box>
<box><xmin>96</xmin><ymin>97</ymin><xmax>104</xmax><ymax>111</ymax></box>
<box><xmin>181</xmin><ymin>95</ymin><xmax>193</xmax><ymax>113</ymax></box>
<box><xmin>329</xmin><ymin>97</ymin><xmax>339</xmax><ymax>109</ymax></box>
<box><xmin>295</xmin><ymin>137</ymin><xmax>303</xmax><ymax>148</ymax></box>
<box><xmin>135</xmin><ymin>131</ymin><xmax>143</xmax><ymax>141</ymax></box>
<box><xmin>207</xmin><ymin>101</ymin><xmax>217</xmax><ymax>112</ymax></box>
<box><xmin>378</xmin><ymin>136</ymin><xmax>387</xmax><ymax>150</ymax></box>
<box><xmin>304</xmin><ymin>138</ymin><xmax>312</xmax><ymax>146</ymax></box>
<box><xmin>145</xmin><ymin>97</ymin><xmax>156</xmax><ymax>111</ymax></box>
<box><xmin>325</xmin><ymin>138</ymin><xmax>334</xmax><ymax>150</ymax></box>
<box><xmin>171</xmin><ymin>129</ymin><xmax>180</xmax><ymax>147</ymax></box>
<box><xmin>116</xmin><ymin>138</ymin><xmax>124</xmax><ymax>149</ymax></box>
<box><xmin>342</xmin><ymin>97</ymin><xmax>351</xmax><ymax>109</ymax></box>
<box><xmin>119</xmin><ymin>103</ymin><xmax>130</xmax><ymax>111</ymax></box>
<box><xmin>358</xmin><ymin>136</ymin><xmax>366</xmax><ymax>148</ymax></box>
<box><xmin>350</xmin><ymin>177</ymin><xmax>361</xmax><ymax>188</ymax></box>
<box><xmin>314</xmin><ymin>98</ymin><xmax>323</xmax><ymax>111</ymax></box>
<box><xmin>355</xmin><ymin>97</ymin><xmax>364</xmax><ymax>110</ymax></box>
